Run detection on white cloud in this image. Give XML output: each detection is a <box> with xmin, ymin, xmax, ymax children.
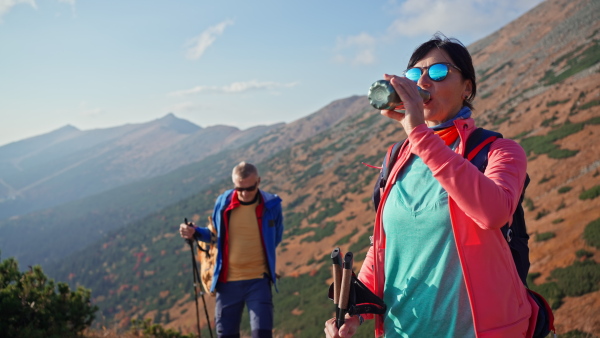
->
<box><xmin>387</xmin><ymin>0</ymin><xmax>544</xmax><ymax>38</ymax></box>
<box><xmin>333</xmin><ymin>32</ymin><xmax>377</xmax><ymax>65</ymax></box>
<box><xmin>77</xmin><ymin>101</ymin><xmax>103</xmax><ymax>117</ymax></box>
<box><xmin>0</xmin><ymin>0</ymin><xmax>37</xmax><ymax>21</ymax></box>
<box><xmin>0</xmin><ymin>0</ymin><xmax>77</xmax><ymax>21</ymax></box>
<box><xmin>169</xmin><ymin>80</ymin><xmax>298</xmax><ymax>97</ymax></box>
<box><xmin>185</xmin><ymin>19</ymin><xmax>234</xmax><ymax>60</ymax></box>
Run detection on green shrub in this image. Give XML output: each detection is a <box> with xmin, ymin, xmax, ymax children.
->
<box><xmin>528</xmin><ymin>255</ymin><xmax>600</xmax><ymax>311</ymax></box>
<box><xmin>535</xmin><ymin>232</ymin><xmax>556</xmax><ymax>242</ymax></box>
<box><xmin>575</xmin><ymin>249</ymin><xmax>593</xmax><ymax>259</ymax></box>
<box><xmin>300</xmin><ymin>221</ymin><xmax>338</xmax><ymax>243</ymax></box>
<box><xmin>337</xmin><ymin>228</ymin><xmax>359</xmax><ymax>245</ymax></box>
<box><xmin>527</xmin><ymin>273</ymin><xmax>564</xmax><ymax>310</ymax></box>
<box><xmin>520</xmin><ymin>120</ymin><xmax>584</xmax><ymax>159</ymax></box>
<box><xmin>348</xmin><ymin>229</ymin><xmax>373</xmax><ymax>262</ymax></box>
<box><xmin>580</xmin><ymin>99</ymin><xmax>600</xmax><ymax>110</ymax></box>
<box><xmin>0</xmin><ymin>253</ymin><xmax>98</xmax><ymax>337</ymax></box>
<box><xmin>552</xmin><ymin>218</ymin><xmax>564</xmax><ymax>224</ymax></box>
<box><xmin>130</xmin><ymin>318</ymin><xmax>196</xmax><ymax>338</ymax></box>
<box><xmin>541</xmin><ymin>116</ymin><xmax>558</xmax><ymax>127</ymax></box>
<box><xmin>546</xmin><ymin>99</ymin><xmax>570</xmax><ymax>107</ymax></box>
<box><xmin>549</xmin><ymin>260</ymin><xmax>600</xmax><ymax>297</ymax></box>
<box><xmin>560</xmin><ymin>329</ymin><xmax>596</xmax><ymax>337</ymax></box>
<box><xmin>549</xmin><ymin>148</ymin><xmax>580</xmax><ymax>158</ymax></box>
<box><xmin>479</xmin><ymin>61</ymin><xmax>513</xmax><ymax>82</ymax></box>
<box><xmin>524</xmin><ymin>197</ymin><xmax>535</xmax><ymax>211</ymax></box>
<box><xmin>535</xmin><ymin>209</ymin><xmax>550</xmax><ymax>220</ymax></box>
<box><xmin>526</xmin><ymin>272</ymin><xmax>541</xmax><ymax>283</ymax></box>
<box><xmin>288</xmin><ymin>194</ymin><xmax>310</xmax><ymax>209</ymax></box>
<box><xmin>579</xmin><ymin>185</ymin><xmax>600</xmax><ymax>200</ymax></box>
<box><xmin>583</xmin><ymin>218</ymin><xmax>600</xmax><ymax>249</ymax></box>
<box><xmin>309</xmin><ymin>198</ymin><xmax>344</xmax><ymax>225</ymax></box>
<box><xmin>493</xmin><ymin>116</ymin><xmax>510</xmax><ymax>126</ymax></box>
<box><xmin>480</xmin><ymin>92</ymin><xmax>493</xmax><ymax>99</ymax></box>
<box><xmin>558</xmin><ymin>186</ymin><xmax>573</xmax><ymax>194</ymax></box>
<box><xmin>538</xmin><ymin>175</ymin><xmax>555</xmax><ymax>184</ymax></box>
<box><xmin>511</xmin><ymin>130</ymin><xmax>530</xmax><ymax>139</ymax></box>
<box><xmin>542</xmin><ymin>42</ymin><xmax>600</xmax><ymax>85</ymax></box>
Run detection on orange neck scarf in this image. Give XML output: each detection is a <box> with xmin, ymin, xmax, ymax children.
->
<box><xmin>433</xmin><ymin>126</ymin><xmax>459</xmax><ymax>146</ymax></box>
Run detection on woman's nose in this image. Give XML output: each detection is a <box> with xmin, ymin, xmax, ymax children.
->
<box><xmin>417</xmin><ymin>72</ymin><xmax>432</xmax><ymax>88</ymax></box>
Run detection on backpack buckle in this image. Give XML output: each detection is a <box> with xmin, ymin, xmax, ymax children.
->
<box><xmin>506</xmin><ymin>228</ymin><xmax>513</xmax><ymax>243</ymax></box>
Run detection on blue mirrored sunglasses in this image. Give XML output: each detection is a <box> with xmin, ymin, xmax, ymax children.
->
<box><xmin>403</xmin><ymin>62</ymin><xmax>461</xmax><ymax>82</ymax></box>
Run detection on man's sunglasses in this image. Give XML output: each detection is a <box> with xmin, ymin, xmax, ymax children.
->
<box><xmin>234</xmin><ymin>182</ymin><xmax>258</xmax><ymax>192</ymax></box>
<box><xmin>404</xmin><ymin>62</ymin><xmax>461</xmax><ymax>82</ymax></box>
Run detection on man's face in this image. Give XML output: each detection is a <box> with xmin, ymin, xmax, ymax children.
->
<box><xmin>232</xmin><ymin>173</ymin><xmax>260</xmax><ymax>203</ymax></box>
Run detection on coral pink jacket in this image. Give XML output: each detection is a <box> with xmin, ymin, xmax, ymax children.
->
<box><xmin>358</xmin><ymin>118</ymin><xmax>538</xmax><ymax>337</ymax></box>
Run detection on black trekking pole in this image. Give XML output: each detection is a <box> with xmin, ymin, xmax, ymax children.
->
<box><xmin>184</xmin><ymin>218</ymin><xmax>214</xmax><ymax>338</ymax></box>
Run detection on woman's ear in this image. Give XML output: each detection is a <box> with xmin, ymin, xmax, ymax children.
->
<box><xmin>463</xmin><ymin>80</ymin><xmax>473</xmax><ymax>100</ymax></box>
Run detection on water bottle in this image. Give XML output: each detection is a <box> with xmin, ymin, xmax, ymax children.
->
<box><xmin>368</xmin><ymin>79</ymin><xmax>430</xmax><ymax>110</ymax></box>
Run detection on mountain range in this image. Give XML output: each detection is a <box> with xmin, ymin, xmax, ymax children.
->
<box><xmin>0</xmin><ymin>0</ymin><xmax>598</xmax><ymax>336</ymax></box>
<box><xmin>0</xmin><ymin>113</ymin><xmax>283</xmax><ymax>219</ymax></box>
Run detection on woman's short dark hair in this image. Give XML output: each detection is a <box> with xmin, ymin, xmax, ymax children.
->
<box><xmin>407</xmin><ymin>32</ymin><xmax>476</xmax><ymax>110</ymax></box>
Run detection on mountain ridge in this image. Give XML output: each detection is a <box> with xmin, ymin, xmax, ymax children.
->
<box><xmin>0</xmin><ymin>113</ymin><xmax>277</xmax><ymax>218</ymax></box>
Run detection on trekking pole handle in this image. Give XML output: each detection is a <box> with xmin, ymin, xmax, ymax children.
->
<box><xmin>337</xmin><ymin>251</ymin><xmax>354</xmax><ymax>328</ymax></box>
<box><xmin>184</xmin><ymin>218</ymin><xmax>195</xmax><ymax>244</ymax></box>
<box><xmin>331</xmin><ymin>248</ymin><xmax>343</xmax><ymax>306</ymax></box>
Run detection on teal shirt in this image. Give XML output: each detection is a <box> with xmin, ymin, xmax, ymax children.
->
<box><xmin>382</xmin><ymin>154</ymin><xmax>475</xmax><ymax>338</ymax></box>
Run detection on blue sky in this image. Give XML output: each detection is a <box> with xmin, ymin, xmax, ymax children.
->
<box><xmin>0</xmin><ymin>0</ymin><xmax>543</xmax><ymax>147</ymax></box>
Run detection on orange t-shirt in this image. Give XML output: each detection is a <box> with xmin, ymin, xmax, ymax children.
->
<box><xmin>227</xmin><ymin>200</ymin><xmax>268</xmax><ymax>281</ymax></box>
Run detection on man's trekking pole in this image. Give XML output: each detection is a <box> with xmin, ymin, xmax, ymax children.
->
<box><xmin>184</xmin><ymin>218</ymin><xmax>214</xmax><ymax>338</ymax></box>
<box><xmin>331</xmin><ymin>248</ymin><xmax>343</xmax><ymax>324</ymax></box>
<box><xmin>337</xmin><ymin>251</ymin><xmax>354</xmax><ymax>329</ymax></box>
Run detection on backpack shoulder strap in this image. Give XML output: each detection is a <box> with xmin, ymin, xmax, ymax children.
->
<box><xmin>381</xmin><ymin>140</ymin><xmax>405</xmax><ymax>188</ymax></box>
<box><xmin>372</xmin><ymin>140</ymin><xmax>405</xmax><ymax>211</ymax></box>
<box><xmin>465</xmin><ymin>128</ymin><xmax>503</xmax><ymax>172</ymax></box>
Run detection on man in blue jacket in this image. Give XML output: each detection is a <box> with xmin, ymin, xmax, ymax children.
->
<box><xmin>180</xmin><ymin>161</ymin><xmax>284</xmax><ymax>338</ymax></box>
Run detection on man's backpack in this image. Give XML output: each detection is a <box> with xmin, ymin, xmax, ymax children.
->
<box><xmin>196</xmin><ymin>216</ymin><xmax>218</xmax><ymax>296</ymax></box>
<box><xmin>371</xmin><ymin>128</ymin><xmax>555</xmax><ymax>338</ymax></box>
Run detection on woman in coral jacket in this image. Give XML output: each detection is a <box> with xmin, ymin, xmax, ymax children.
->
<box><xmin>325</xmin><ymin>33</ymin><xmax>537</xmax><ymax>338</ymax></box>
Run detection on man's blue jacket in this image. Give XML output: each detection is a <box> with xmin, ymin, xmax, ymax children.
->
<box><xmin>194</xmin><ymin>189</ymin><xmax>283</xmax><ymax>293</ymax></box>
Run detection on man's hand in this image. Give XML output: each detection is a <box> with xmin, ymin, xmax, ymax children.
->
<box><xmin>179</xmin><ymin>223</ymin><xmax>196</xmax><ymax>240</ymax></box>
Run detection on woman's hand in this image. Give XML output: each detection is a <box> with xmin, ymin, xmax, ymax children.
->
<box><xmin>324</xmin><ymin>316</ymin><xmax>360</xmax><ymax>338</ymax></box>
<box><xmin>380</xmin><ymin>73</ymin><xmax>426</xmax><ymax>134</ymax></box>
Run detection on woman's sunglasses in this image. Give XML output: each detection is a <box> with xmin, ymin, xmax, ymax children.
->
<box><xmin>404</xmin><ymin>62</ymin><xmax>461</xmax><ymax>82</ymax></box>
<box><xmin>234</xmin><ymin>182</ymin><xmax>258</xmax><ymax>192</ymax></box>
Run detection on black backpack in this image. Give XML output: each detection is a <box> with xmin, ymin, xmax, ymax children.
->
<box><xmin>371</xmin><ymin>128</ymin><xmax>555</xmax><ymax>337</ymax></box>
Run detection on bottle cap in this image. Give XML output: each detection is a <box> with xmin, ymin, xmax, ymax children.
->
<box><xmin>368</xmin><ymin>80</ymin><xmax>400</xmax><ymax>110</ymax></box>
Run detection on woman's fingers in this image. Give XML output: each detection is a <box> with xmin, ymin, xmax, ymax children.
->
<box><xmin>380</xmin><ymin>109</ymin><xmax>405</xmax><ymax>122</ymax></box>
<box><xmin>324</xmin><ymin>317</ymin><xmax>339</xmax><ymax>338</ymax></box>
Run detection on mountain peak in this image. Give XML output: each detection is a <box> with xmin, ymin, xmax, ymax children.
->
<box><xmin>56</xmin><ymin>124</ymin><xmax>80</xmax><ymax>133</ymax></box>
<box><xmin>154</xmin><ymin>113</ymin><xmax>201</xmax><ymax>134</ymax></box>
